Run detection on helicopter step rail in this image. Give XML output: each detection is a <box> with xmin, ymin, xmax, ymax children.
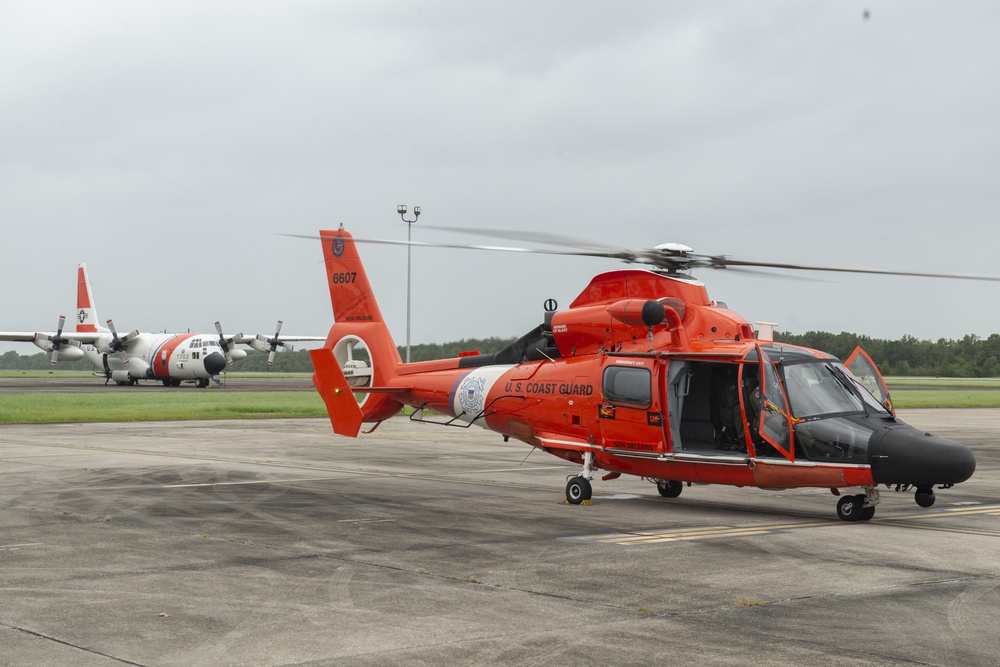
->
<box><xmin>602</xmin><ymin>447</ymin><xmax>750</xmax><ymax>464</ymax></box>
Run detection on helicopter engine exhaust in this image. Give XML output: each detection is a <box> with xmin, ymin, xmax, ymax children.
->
<box><xmin>607</xmin><ymin>298</ymin><xmax>688</xmax><ymax>345</ymax></box>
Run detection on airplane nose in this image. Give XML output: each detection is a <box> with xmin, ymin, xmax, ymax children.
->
<box><xmin>204</xmin><ymin>351</ymin><xmax>227</xmax><ymax>376</ymax></box>
<box><xmin>870</xmin><ymin>426</ymin><xmax>976</xmax><ymax>487</ymax></box>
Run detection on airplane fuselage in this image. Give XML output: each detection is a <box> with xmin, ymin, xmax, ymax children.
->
<box><xmin>80</xmin><ymin>332</ymin><xmax>244</xmax><ymax>385</ymax></box>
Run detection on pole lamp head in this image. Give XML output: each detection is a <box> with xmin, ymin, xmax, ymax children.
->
<box><xmin>413</xmin><ymin>206</ymin><xmax>421</xmax><ymax>218</ymax></box>
<box><xmin>397</xmin><ymin>204</ymin><xmax>407</xmax><ymax>215</ymax></box>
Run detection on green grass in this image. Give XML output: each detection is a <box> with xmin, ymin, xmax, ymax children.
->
<box><xmin>0</xmin><ymin>370</ymin><xmax>98</xmax><ymax>379</ymax></box>
<box><xmin>886</xmin><ymin>376</ymin><xmax>1000</xmax><ymax>388</ymax></box>
<box><xmin>0</xmin><ymin>392</ymin><xmax>328</xmax><ymax>424</ymax></box>
<box><xmin>890</xmin><ymin>390</ymin><xmax>1000</xmax><ymax>409</ymax></box>
<box><xmin>2</xmin><ymin>371</ymin><xmax>999</xmax><ymax>424</ymax></box>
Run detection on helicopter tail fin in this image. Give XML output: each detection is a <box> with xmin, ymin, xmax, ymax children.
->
<box><xmin>312</xmin><ymin>227</ymin><xmax>404</xmax><ymax>437</ymax></box>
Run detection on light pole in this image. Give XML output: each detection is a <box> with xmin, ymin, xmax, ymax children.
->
<box><xmin>397</xmin><ymin>204</ymin><xmax>420</xmax><ymax>363</ymax></box>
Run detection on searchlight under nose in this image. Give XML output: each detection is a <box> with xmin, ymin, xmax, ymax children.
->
<box><xmin>870</xmin><ymin>426</ymin><xmax>976</xmax><ymax>487</ymax></box>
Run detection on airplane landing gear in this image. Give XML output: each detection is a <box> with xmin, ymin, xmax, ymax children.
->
<box><xmin>836</xmin><ymin>487</ymin><xmax>879</xmax><ymax>521</ymax></box>
<box><xmin>565</xmin><ymin>451</ymin><xmax>596</xmax><ymax>505</ymax></box>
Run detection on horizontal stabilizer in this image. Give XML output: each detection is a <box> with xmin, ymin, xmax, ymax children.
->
<box><xmin>310</xmin><ymin>347</ymin><xmax>364</xmax><ymax>437</ymax></box>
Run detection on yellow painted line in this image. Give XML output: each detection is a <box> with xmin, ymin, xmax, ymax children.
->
<box><xmin>580</xmin><ymin>520</ymin><xmax>840</xmax><ymax>545</ymax></box>
<box><xmin>891</xmin><ymin>504</ymin><xmax>1000</xmax><ymax>521</ymax></box>
<box><xmin>638</xmin><ymin>529</ymin><xmax>776</xmax><ymax>543</ymax></box>
<box><xmin>873</xmin><ymin>522</ymin><xmax>1000</xmax><ymax>539</ymax></box>
<box><xmin>578</xmin><ymin>505</ymin><xmax>1000</xmax><ymax>545</ymax></box>
<box><xmin>162</xmin><ymin>476</ymin><xmax>345</xmax><ymax>488</ymax></box>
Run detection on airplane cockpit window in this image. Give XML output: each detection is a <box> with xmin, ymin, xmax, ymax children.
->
<box><xmin>603</xmin><ymin>366</ymin><xmax>652</xmax><ymax>407</ymax></box>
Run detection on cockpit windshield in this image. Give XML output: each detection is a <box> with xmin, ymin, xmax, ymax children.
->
<box><xmin>783</xmin><ymin>361</ymin><xmax>891</xmax><ymax>419</ymax></box>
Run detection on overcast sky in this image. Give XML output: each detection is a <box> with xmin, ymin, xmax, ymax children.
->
<box><xmin>3</xmin><ymin>1</ymin><xmax>999</xmax><ymax>356</ymax></box>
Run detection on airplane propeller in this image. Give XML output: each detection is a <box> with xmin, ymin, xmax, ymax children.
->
<box><xmin>214</xmin><ymin>321</ymin><xmax>242</xmax><ymax>365</ymax></box>
<box><xmin>103</xmin><ymin>319</ymin><xmax>139</xmax><ymax>364</ymax></box>
<box><xmin>34</xmin><ymin>315</ymin><xmax>82</xmax><ymax>365</ymax></box>
<box><xmin>283</xmin><ymin>228</ymin><xmax>1000</xmax><ymax>283</ymax></box>
<box><xmin>249</xmin><ymin>320</ymin><xmax>295</xmax><ymax>366</ymax></box>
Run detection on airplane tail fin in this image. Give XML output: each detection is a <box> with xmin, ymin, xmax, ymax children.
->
<box><xmin>75</xmin><ymin>263</ymin><xmax>105</xmax><ymax>333</ymax></box>
<box><xmin>311</xmin><ymin>227</ymin><xmax>404</xmax><ymax>437</ymax></box>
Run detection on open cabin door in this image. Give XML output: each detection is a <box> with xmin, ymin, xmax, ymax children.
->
<box><xmin>745</xmin><ymin>345</ymin><xmax>795</xmax><ymax>461</ymax></box>
<box><xmin>845</xmin><ymin>346</ymin><xmax>895</xmax><ymax>416</ymax></box>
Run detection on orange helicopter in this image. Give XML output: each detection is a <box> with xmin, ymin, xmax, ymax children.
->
<box><xmin>305</xmin><ymin>226</ymin><xmax>988</xmax><ymax>521</ymax></box>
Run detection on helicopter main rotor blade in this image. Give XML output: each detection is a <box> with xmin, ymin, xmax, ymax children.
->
<box><xmin>279</xmin><ymin>233</ymin><xmax>638</xmax><ymax>262</ymax></box>
<box><xmin>715</xmin><ymin>258</ymin><xmax>1000</xmax><ymax>282</ymax></box>
<box><xmin>281</xmin><ymin>231</ymin><xmax>1000</xmax><ymax>282</ymax></box>
<box><xmin>415</xmin><ymin>224</ymin><xmax>627</xmax><ymax>254</ymax></box>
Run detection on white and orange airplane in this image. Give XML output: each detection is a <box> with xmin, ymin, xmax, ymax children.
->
<box><xmin>0</xmin><ymin>264</ymin><xmax>323</xmax><ymax>387</ymax></box>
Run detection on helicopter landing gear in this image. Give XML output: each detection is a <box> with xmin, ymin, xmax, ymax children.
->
<box><xmin>915</xmin><ymin>486</ymin><xmax>936</xmax><ymax>508</ymax></box>
<box><xmin>566</xmin><ymin>477</ymin><xmax>593</xmax><ymax>505</ymax></box>
<box><xmin>565</xmin><ymin>451</ymin><xmax>596</xmax><ymax>505</ymax></box>
<box><xmin>836</xmin><ymin>487</ymin><xmax>879</xmax><ymax>522</ymax></box>
<box><xmin>656</xmin><ymin>479</ymin><xmax>684</xmax><ymax>498</ymax></box>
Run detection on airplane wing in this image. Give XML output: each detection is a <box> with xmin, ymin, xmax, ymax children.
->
<box><xmin>234</xmin><ymin>334</ymin><xmax>327</xmax><ymax>345</ymax></box>
<box><xmin>0</xmin><ymin>331</ymin><xmax>105</xmax><ymax>343</ymax></box>
<box><xmin>0</xmin><ymin>330</ymin><xmax>105</xmax><ymax>364</ymax></box>
<box><xmin>236</xmin><ymin>321</ymin><xmax>328</xmax><ymax>365</ymax></box>
<box><xmin>0</xmin><ymin>332</ymin><xmax>38</xmax><ymax>342</ymax></box>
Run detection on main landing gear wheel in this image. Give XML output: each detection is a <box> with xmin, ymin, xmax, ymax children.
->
<box><xmin>837</xmin><ymin>494</ymin><xmax>874</xmax><ymax>522</ymax></box>
<box><xmin>565</xmin><ymin>476</ymin><xmax>592</xmax><ymax>505</ymax></box>
<box><xmin>656</xmin><ymin>480</ymin><xmax>684</xmax><ymax>498</ymax></box>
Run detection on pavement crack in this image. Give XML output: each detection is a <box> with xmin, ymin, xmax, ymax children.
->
<box><xmin>1</xmin><ymin>621</ymin><xmax>147</xmax><ymax>666</ymax></box>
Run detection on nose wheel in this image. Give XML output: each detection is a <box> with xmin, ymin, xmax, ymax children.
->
<box><xmin>836</xmin><ymin>488</ymin><xmax>879</xmax><ymax>521</ymax></box>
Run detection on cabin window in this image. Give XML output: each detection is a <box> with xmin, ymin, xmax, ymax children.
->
<box><xmin>603</xmin><ymin>366</ymin><xmax>651</xmax><ymax>408</ymax></box>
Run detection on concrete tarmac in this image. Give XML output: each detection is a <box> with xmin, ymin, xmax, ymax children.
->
<box><xmin>0</xmin><ymin>405</ymin><xmax>998</xmax><ymax>666</ymax></box>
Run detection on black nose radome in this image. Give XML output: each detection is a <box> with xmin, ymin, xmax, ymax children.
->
<box><xmin>870</xmin><ymin>427</ymin><xmax>976</xmax><ymax>487</ymax></box>
<box><xmin>204</xmin><ymin>351</ymin><xmax>227</xmax><ymax>376</ymax></box>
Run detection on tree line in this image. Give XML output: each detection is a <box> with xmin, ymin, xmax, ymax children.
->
<box><xmin>771</xmin><ymin>331</ymin><xmax>1000</xmax><ymax>377</ymax></box>
<box><xmin>0</xmin><ymin>337</ymin><xmax>516</xmax><ymax>374</ymax></box>
<box><xmin>3</xmin><ymin>332</ymin><xmax>999</xmax><ymax>377</ymax></box>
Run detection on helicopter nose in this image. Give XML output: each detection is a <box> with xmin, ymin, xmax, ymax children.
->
<box><xmin>204</xmin><ymin>351</ymin><xmax>227</xmax><ymax>376</ymax></box>
<box><xmin>871</xmin><ymin>427</ymin><xmax>976</xmax><ymax>487</ymax></box>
